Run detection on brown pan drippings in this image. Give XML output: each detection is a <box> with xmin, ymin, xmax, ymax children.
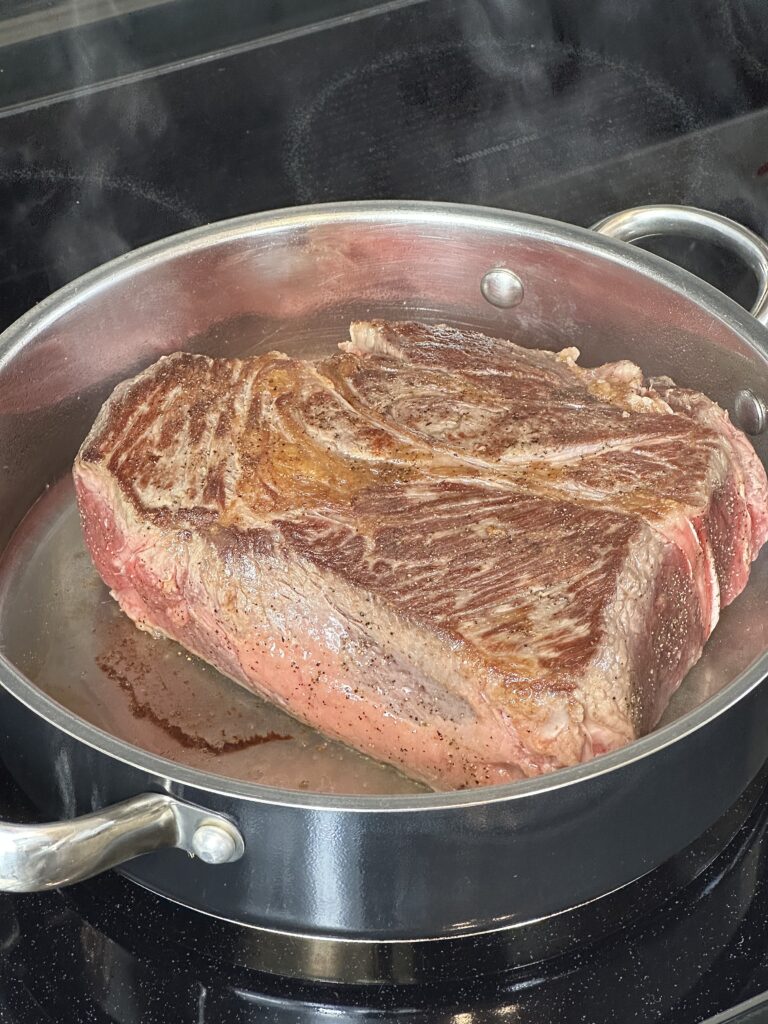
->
<box><xmin>96</xmin><ymin>639</ymin><xmax>291</xmax><ymax>754</ymax></box>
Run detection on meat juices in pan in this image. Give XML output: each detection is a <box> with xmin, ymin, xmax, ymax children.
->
<box><xmin>73</xmin><ymin>321</ymin><xmax>768</xmax><ymax>790</ymax></box>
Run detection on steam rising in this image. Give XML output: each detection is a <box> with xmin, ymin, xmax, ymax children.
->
<box><xmin>1</xmin><ymin>0</ymin><xmax>767</xmax><ymax>329</ymax></box>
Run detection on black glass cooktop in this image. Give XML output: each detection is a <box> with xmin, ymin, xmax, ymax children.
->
<box><xmin>1</xmin><ymin>0</ymin><xmax>768</xmax><ymax>332</ymax></box>
<box><xmin>2</xmin><ymin>762</ymin><xmax>768</xmax><ymax>1023</ymax></box>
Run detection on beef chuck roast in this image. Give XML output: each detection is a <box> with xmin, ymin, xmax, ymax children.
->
<box><xmin>73</xmin><ymin>321</ymin><xmax>768</xmax><ymax>790</ymax></box>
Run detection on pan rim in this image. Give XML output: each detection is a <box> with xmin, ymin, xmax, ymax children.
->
<box><xmin>1</xmin><ymin>197</ymin><xmax>767</xmax><ymax>813</ymax></box>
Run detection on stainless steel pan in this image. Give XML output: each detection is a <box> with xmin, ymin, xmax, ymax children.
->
<box><xmin>0</xmin><ymin>201</ymin><xmax>767</xmax><ymax>970</ymax></box>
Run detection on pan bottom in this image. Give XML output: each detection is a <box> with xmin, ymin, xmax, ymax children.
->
<box><xmin>101</xmin><ymin>759</ymin><xmax>768</xmax><ymax>985</ymax></box>
<box><xmin>0</xmin><ymin>476</ymin><xmax>422</xmax><ymax>796</ymax></box>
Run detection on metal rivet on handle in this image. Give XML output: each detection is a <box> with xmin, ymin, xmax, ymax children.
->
<box><xmin>734</xmin><ymin>389</ymin><xmax>767</xmax><ymax>436</ymax></box>
<box><xmin>480</xmin><ymin>268</ymin><xmax>524</xmax><ymax>309</ymax></box>
<box><xmin>191</xmin><ymin>822</ymin><xmax>243</xmax><ymax>864</ymax></box>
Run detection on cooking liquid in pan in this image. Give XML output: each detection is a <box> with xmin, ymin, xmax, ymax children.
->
<box><xmin>0</xmin><ymin>476</ymin><xmax>423</xmax><ymax>795</ymax></box>
<box><xmin>0</xmin><ymin>474</ymin><xmax>765</xmax><ymax>796</ymax></box>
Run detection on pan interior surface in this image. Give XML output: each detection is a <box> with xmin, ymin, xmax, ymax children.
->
<box><xmin>0</xmin><ymin>475</ymin><xmax>424</xmax><ymax>796</ymax></box>
<box><xmin>0</xmin><ymin>203</ymin><xmax>767</xmax><ymax>801</ymax></box>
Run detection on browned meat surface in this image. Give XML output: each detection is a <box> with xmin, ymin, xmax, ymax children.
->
<box><xmin>73</xmin><ymin>321</ymin><xmax>768</xmax><ymax>790</ymax></box>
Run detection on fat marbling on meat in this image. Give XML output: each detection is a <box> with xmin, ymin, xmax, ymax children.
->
<box><xmin>73</xmin><ymin>321</ymin><xmax>768</xmax><ymax>789</ymax></box>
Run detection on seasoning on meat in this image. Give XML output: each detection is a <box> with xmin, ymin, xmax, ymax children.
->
<box><xmin>73</xmin><ymin>321</ymin><xmax>768</xmax><ymax>790</ymax></box>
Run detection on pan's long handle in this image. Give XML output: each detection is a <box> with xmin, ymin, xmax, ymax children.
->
<box><xmin>592</xmin><ymin>204</ymin><xmax>768</xmax><ymax>327</ymax></box>
<box><xmin>0</xmin><ymin>793</ymin><xmax>244</xmax><ymax>892</ymax></box>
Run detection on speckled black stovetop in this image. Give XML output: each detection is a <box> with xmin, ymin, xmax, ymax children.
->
<box><xmin>1</xmin><ymin>760</ymin><xmax>768</xmax><ymax>1024</ymax></box>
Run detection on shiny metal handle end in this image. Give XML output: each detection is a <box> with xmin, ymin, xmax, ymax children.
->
<box><xmin>592</xmin><ymin>204</ymin><xmax>768</xmax><ymax>327</ymax></box>
<box><xmin>0</xmin><ymin>794</ymin><xmax>244</xmax><ymax>892</ymax></box>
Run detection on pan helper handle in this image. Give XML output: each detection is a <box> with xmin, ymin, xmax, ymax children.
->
<box><xmin>0</xmin><ymin>793</ymin><xmax>244</xmax><ymax>892</ymax></box>
<box><xmin>592</xmin><ymin>204</ymin><xmax>768</xmax><ymax>327</ymax></box>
